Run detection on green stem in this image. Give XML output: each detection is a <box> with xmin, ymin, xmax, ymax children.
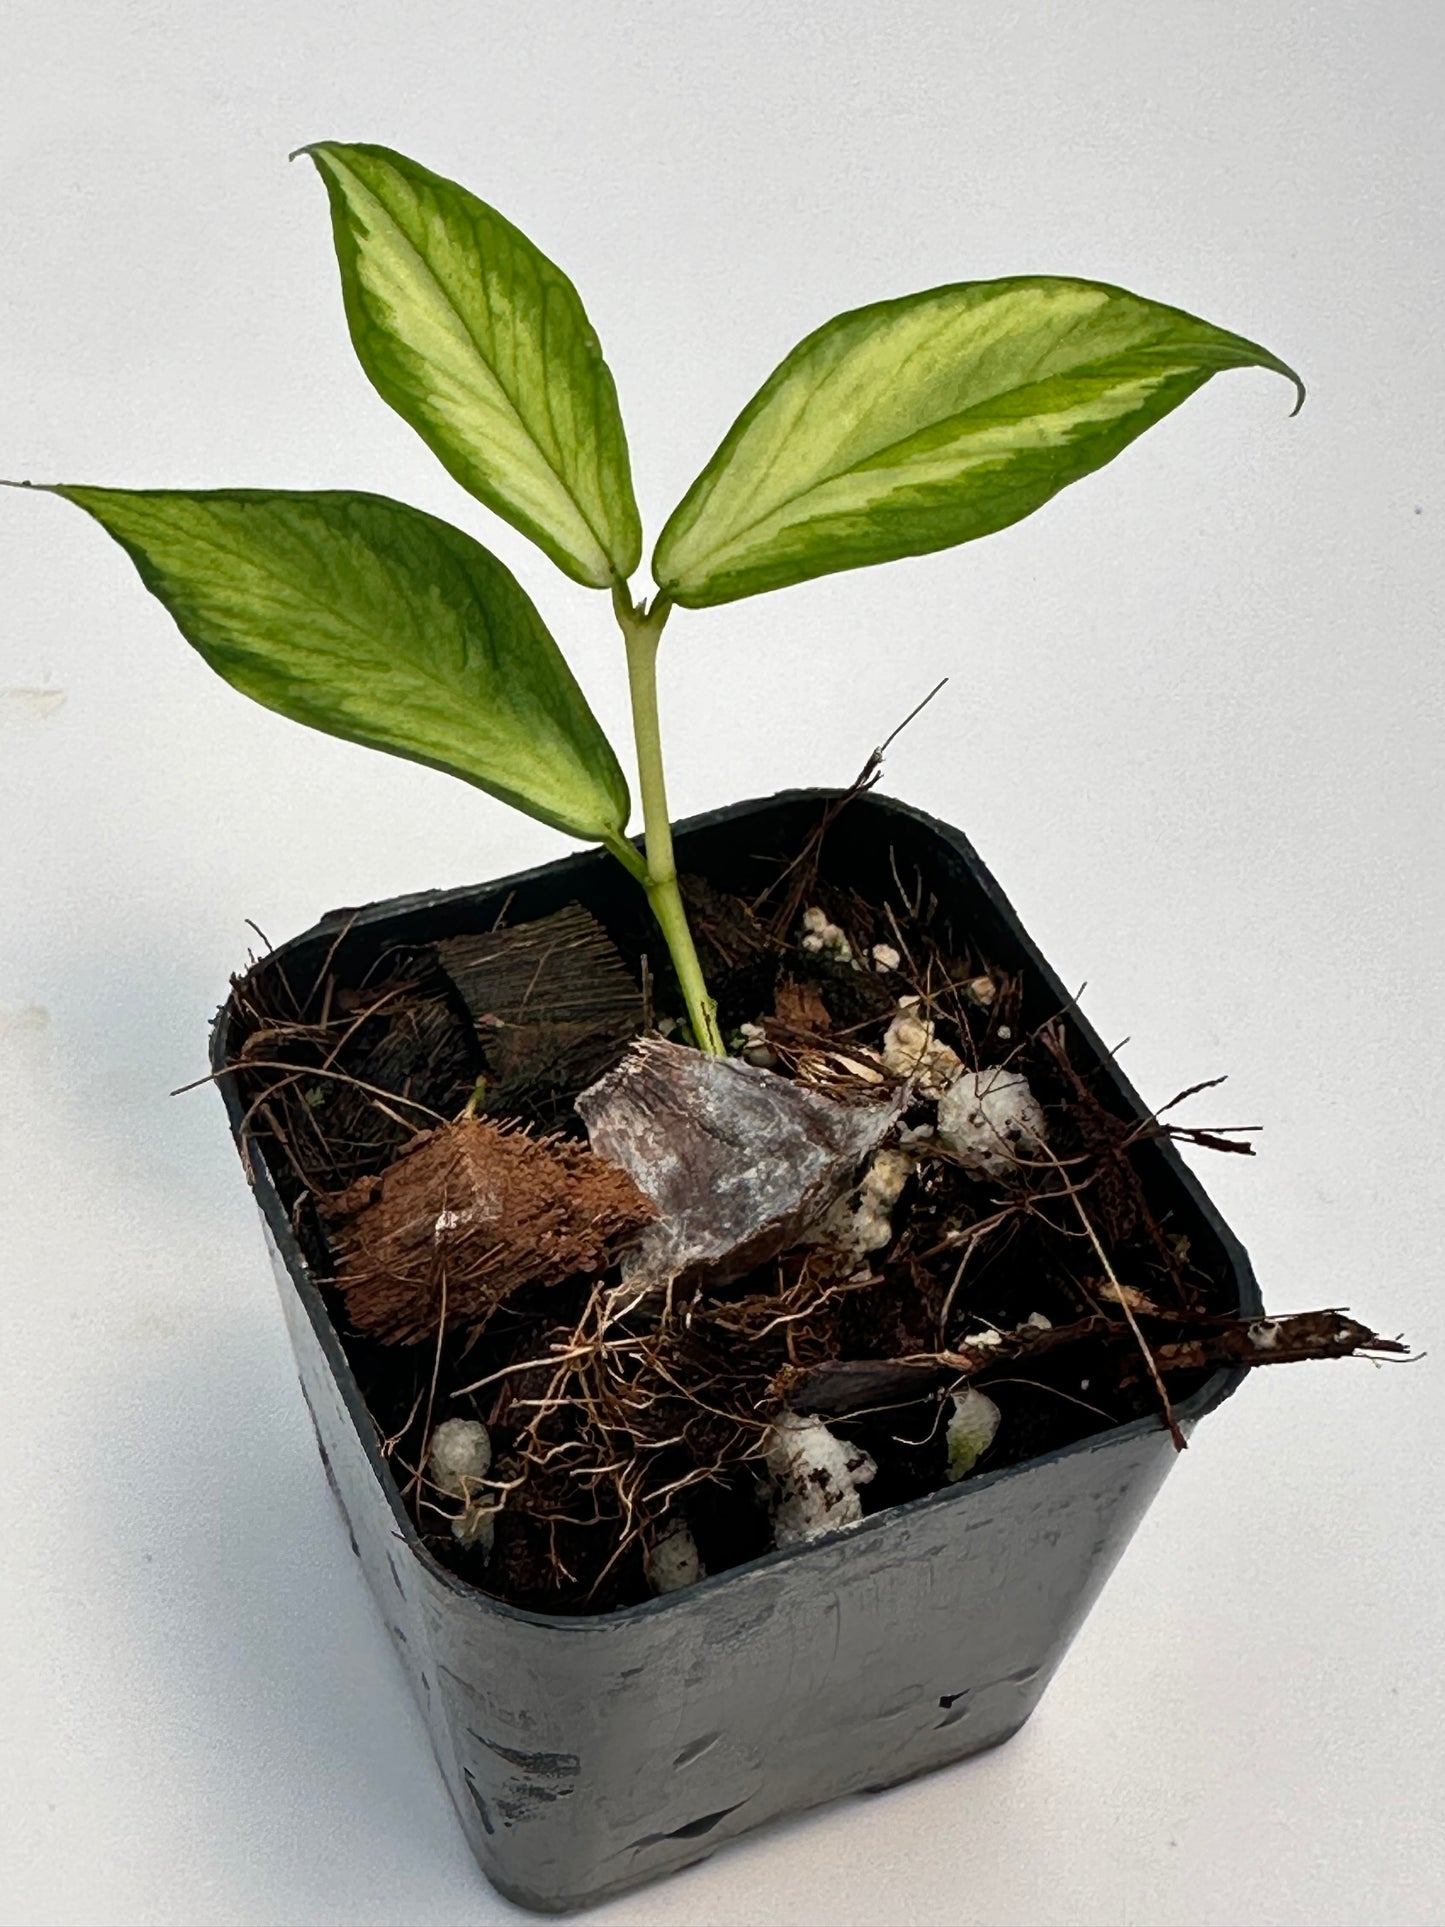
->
<box><xmin>612</xmin><ymin>586</ymin><xmax>725</xmax><ymax>1056</ymax></box>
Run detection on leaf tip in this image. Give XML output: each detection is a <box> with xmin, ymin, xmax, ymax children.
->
<box><xmin>1255</xmin><ymin>347</ymin><xmax>1305</xmax><ymax>417</ymax></box>
<box><xmin>290</xmin><ymin>140</ymin><xmax>345</xmax><ymax>174</ymax></box>
<box><xmin>1</xmin><ymin>479</ymin><xmax>77</xmax><ymax>509</ymax></box>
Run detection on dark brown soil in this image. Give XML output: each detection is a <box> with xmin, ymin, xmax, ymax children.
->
<box><xmin>221</xmin><ymin>806</ymin><xmax>1397</xmax><ymax>1615</ymax></box>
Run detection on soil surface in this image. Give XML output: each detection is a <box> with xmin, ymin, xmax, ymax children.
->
<box><xmin>223</xmin><ymin>798</ymin><xmax>1397</xmax><ymax>1614</ymax></box>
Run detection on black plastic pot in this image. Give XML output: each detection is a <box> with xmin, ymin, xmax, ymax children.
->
<box><xmin>213</xmin><ymin>790</ymin><xmax>1260</xmax><ymax>1915</ymax></box>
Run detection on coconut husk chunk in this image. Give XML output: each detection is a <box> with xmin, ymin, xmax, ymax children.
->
<box><xmin>318</xmin><ymin>1117</ymin><xmax>654</xmax><ymax>1345</ymax></box>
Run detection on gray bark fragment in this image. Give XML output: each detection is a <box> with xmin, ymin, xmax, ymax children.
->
<box><xmin>576</xmin><ymin>1037</ymin><xmax>903</xmax><ymax>1290</ymax></box>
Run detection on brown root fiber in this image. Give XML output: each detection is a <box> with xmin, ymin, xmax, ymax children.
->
<box><xmin>319</xmin><ymin>1118</ymin><xmax>655</xmax><ymax>1345</ymax></box>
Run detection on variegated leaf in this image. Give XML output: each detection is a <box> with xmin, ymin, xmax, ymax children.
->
<box><xmin>57</xmin><ymin>485</ymin><xmax>631</xmax><ymax>841</ymax></box>
<box><xmin>303</xmin><ymin>141</ymin><xmax>642</xmax><ymax>589</ymax></box>
<box><xmin>654</xmin><ymin>277</ymin><xmax>1302</xmax><ymax>607</ymax></box>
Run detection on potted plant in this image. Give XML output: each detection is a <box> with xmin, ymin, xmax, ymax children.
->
<box><xmin>10</xmin><ymin>143</ymin><xmax>1399</xmax><ymax>1913</ymax></box>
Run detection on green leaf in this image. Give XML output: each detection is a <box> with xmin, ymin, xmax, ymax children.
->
<box><xmin>654</xmin><ymin>276</ymin><xmax>1303</xmax><ymax>608</ymax></box>
<box><xmin>301</xmin><ymin>142</ymin><xmax>642</xmax><ymax>591</ymax></box>
<box><xmin>57</xmin><ymin>485</ymin><xmax>630</xmax><ymax>841</ymax></box>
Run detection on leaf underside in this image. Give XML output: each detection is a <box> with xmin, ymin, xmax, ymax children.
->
<box><xmin>303</xmin><ymin>140</ymin><xmax>642</xmax><ymax>589</ymax></box>
<box><xmin>58</xmin><ymin>485</ymin><xmax>630</xmax><ymax>841</ymax></box>
<box><xmin>654</xmin><ymin>276</ymin><xmax>1303</xmax><ymax>608</ymax></box>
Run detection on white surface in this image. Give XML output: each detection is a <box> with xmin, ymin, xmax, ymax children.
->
<box><xmin>2</xmin><ymin>5</ymin><xmax>1441</xmax><ymax>1923</ymax></box>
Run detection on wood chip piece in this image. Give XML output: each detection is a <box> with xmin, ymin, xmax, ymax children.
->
<box><xmin>438</xmin><ymin>904</ymin><xmax>642</xmax><ymax>1125</ymax></box>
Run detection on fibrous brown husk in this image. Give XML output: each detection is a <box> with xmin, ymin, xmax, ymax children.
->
<box><xmin>232</xmin><ymin>954</ymin><xmax>480</xmax><ymax>1192</ymax></box>
<box><xmin>318</xmin><ymin>1117</ymin><xmax>654</xmax><ymax>1345</ymax></box>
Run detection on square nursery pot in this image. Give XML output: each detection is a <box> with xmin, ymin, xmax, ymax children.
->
<box><xmin>213</xmin><ymin>789</ymin><xmax>1261</xmax><ymax>1914</ymax></box>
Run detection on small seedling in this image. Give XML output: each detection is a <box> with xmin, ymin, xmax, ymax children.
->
<box><xmin>21</xmin><ymin>142</ymin><xmax>1302</xmax><ymax>1054</ymax></box>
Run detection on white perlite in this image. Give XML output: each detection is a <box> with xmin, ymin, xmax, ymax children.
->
<box><xmin>429</xmin><ymin>1416</ymin><xmax>492</xmax><ymax>1491</ymax></box>
<box><xmin>737</xmin><ymin>1020</ymin><xmax>777</xmax><ymax>1069</ymax></box>
<box><xmin>945</xmin><ymin>1388</ymin><xmax>1001</xmax><ymax>1481</ymax></box>
<box><xmin>798</xmin><ymin>905</ymin><xmax>855</xmax><ymax>964</ymax></box>
<box><xmin>808</xmin><ymin>1146</ymin><xmax>911</xmax><ymax>1255</ymax></box>
<box><xmin>427</xmin><ymin>1417</ymin><xmax>496</xmax><ymax>1554</ymax></box>
<box><xmin>645</xmin><ymin>1518</ymin><xmax>705</xmax><ymax>1594</ymax></box>
<box><xmin>871</xmin><ymin>943</ymin><xmax>901</xmax><ymax>972</ymax></box>
<box><xmin>936</xmin><ymin>1065</ymin><xmax>1047</xmax><ymax>1176</ymax></box>
<box><xmin>881</xmin><ymin>1011</ymin><xmax>963</xmax><ymax>1096</ymax></box>
<box><xmin>764</xmin><ymin>1414</ymin><xmax>876</xmax><ymax>1547</ymax></box>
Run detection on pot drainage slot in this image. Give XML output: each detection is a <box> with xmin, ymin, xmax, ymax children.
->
<box><xmin>631</xmin><ymin>1801</ymin><xmax>745</xmax><ymax>1850</ymax></box>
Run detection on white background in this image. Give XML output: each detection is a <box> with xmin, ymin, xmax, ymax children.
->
<box><xmin>2</xmin><ymin>5</ymin><xmax>1441</xmax><ymax>1923</ymax></box>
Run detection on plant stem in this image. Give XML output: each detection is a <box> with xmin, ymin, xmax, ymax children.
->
<box><xmin>612</xmin><ymin>586</ymin><xmax>725</xmax><ymax>1056</ymax></box>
